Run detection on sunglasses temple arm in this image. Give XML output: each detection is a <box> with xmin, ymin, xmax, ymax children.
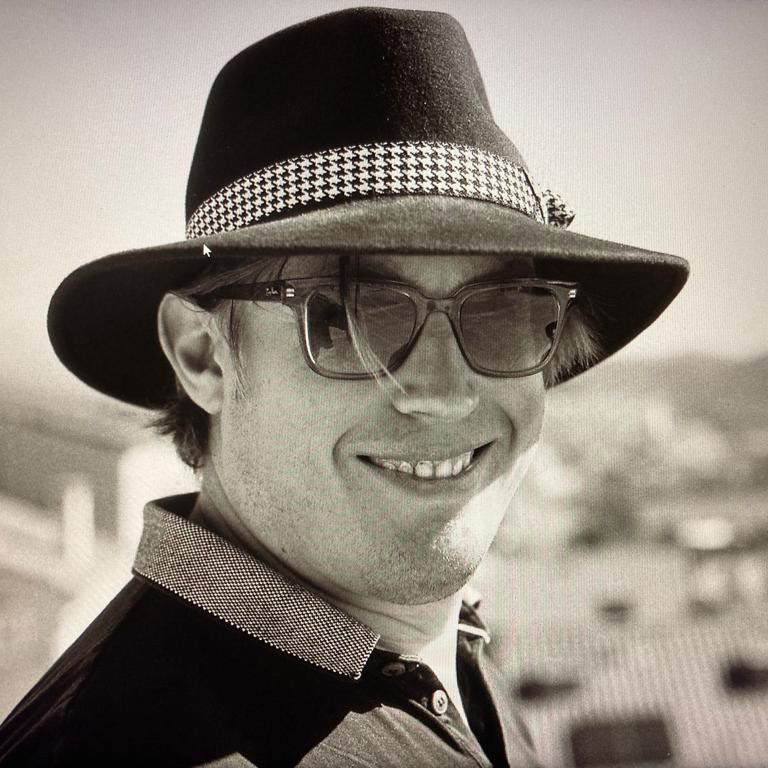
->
<box><xmin>213</xmin><ymin>280</ymin><xmax>296</xmax><ymax>303</ymax></box>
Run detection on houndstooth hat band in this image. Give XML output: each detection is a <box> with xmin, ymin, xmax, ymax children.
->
<box><xmin>185</xmin><ymin>140</ymin><xmax>574</xmax><ymax>239</ymax></box>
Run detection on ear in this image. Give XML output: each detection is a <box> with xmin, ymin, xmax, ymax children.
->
<box><xmin>157</xmin><ymin>293</ymin><xmax>225</xmax><ymax>414</ymax></box>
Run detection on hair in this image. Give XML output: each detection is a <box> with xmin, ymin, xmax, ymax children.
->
<box><xmin>152</xmin><ymin>256</ymin><xmax>285</xmax><ymax>469</ymax></box>
<box><xmin>153</xmin><ymin>257</ymin><xmax>602</xmax><ymax>469</ymax></box>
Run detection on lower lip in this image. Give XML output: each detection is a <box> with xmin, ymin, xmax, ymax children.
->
<box><xmin>357</xmin><ymin>445</ymin><xmax>492</xmax><ymax>496</ymax></box>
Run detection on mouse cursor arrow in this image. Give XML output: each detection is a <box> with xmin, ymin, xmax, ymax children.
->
<box><xmin>203</xmin><ymin>244</ymin><xmax>212</xmax><ymax>258</ymax></box>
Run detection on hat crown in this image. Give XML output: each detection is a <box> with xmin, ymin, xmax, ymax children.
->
<box><xmin>185</xmin><ymin>7</ymin><xmax>523</xmax><ymax>220</ymax></box>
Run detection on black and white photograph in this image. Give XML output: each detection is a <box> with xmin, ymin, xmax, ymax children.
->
<box><xmin>1</xmin><ymin>1</ymin><xmax>767</xmax><ymax>765</ymax></box>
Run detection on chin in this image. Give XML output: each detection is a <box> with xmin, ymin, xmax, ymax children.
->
<box><xmin>361</xmin><ymin>523</ymin><xmax>491</xmax><ymax>605</ymax></box>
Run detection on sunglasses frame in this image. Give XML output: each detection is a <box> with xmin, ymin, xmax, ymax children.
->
<box><xmin>208</xmin><ymin>276</ymin><xmax>578</xmax><ymax>379</ymax></box>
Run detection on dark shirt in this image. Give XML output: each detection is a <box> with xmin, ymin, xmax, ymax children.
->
<box><xmin>0</xmin><ymin>494</ymin><xmax>539</xmax><ymax>767</ymax></box>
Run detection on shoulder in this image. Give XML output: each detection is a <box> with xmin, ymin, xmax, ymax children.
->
<box><xmin>0</xmin><ymin>578</ymin><xmax>150</xmax><ymax>766</ymax></box>
<box><xmin>0</xmin><ymin>577</ymin><xmax>368</xmax><ymax>766</ymax></box>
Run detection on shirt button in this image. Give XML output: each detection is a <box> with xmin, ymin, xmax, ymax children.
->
<box><xmin>381</xmin><ymin>661</ymin><xmax>407</xmax><ymax>677</ymax></box>
<box><xmin>430</xmin><ymin>689</ymin><xmax>450</xmax><ymax>715</ymax></box>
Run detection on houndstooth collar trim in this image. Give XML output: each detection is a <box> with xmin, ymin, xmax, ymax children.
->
<box><xmin>132</xmin><ymin>494</ymin><xmax>379</xmax><ymax>679</ymax></box>
<box><xmin>185</xmin><ymin>140</ymin><xmax>571</xmax><ymax>239</ymax></box>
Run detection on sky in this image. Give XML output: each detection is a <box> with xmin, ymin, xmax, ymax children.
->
<box><xmin>1</xmin><ymin>0</ymin><xmax>767</xmax><ymax>403</ymax></box>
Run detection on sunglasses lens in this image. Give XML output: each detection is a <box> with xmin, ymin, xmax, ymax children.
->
<box><xmin>459</xmin><ymin>286</ymin><xmax>560</xmax><ymax>373</ymax></box>
<box><xmin>305</xmin><ymin>284</ymin><xmax>417</xmax><ymax>375</ymax></box>
<box><xmin>306</xmin><ymin>281</ymin><xmax>562</xmax><ymax>377</ymax></box>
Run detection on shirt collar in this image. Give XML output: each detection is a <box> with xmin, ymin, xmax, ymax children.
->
<box><xmin>132</xmin><ymin>494</ymin><xmax>490</xmax><ymax>680</ymax></box>
<box><xmin>133</xmin><ymin>494</ymin><xmax>379</xmax><ymax>679</ymax></box>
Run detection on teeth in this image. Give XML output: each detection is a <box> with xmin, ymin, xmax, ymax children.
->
<box><xmin>415</xmin><ymin>461</ymin><xmax>433</xmax><ymax>479</ymax></box>
<box><xmin>368</xmin><ymin>450</ymin><xmax>476</xmax><ymax>479</ymax></box>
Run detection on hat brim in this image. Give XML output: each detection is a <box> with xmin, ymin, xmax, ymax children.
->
<box><xmin>48</xmin><ymin>196</ymin><xmax>689</xmax><ymax>408</ymax></box>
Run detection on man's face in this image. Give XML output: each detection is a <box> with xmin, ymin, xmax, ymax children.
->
<box><xmin>206</xmin><ymin>254</ymin><xmax>546</xmax><ymax>605</ymax></box>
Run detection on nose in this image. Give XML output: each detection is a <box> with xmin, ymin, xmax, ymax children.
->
<box><xmin>389</xmin><ymin>312</ymin><xmax>480</xmax><ymax>420</ymax></box>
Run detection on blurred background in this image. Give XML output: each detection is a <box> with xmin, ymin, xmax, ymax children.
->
<box><xmin>1</xmin><ymin>1</ymin><xmax>767</xmax><ymax>765</ymax></box>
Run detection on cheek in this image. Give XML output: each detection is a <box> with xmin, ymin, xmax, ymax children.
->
<box><xmin>494</xmin><ymin>378</ymin><xmax>546</xmax><ymax>503</ymax></box>
<box><xmin>220</xmin><ymin>319</ymin><xmax>362</xmax><ymax>475</ymax></box>
<box><xmin>497</xmin><ymin>439</ymin><xmax>539</xmax><ymax>500</ymax></box>
<box><xmin>214</xmin><ymin>315</ymin><xmax>305</xmax><ymax>470</ymax></box>
<box><xmin>498</xmin><ymin>375</ymin><xmax>546</xmax><ymax>450</ymax></box>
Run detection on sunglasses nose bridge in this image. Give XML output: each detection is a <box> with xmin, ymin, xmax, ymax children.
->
<box><xmin>407</xmin><ymin>297</ymin><xmax>466</xmax><ymax>363</ymax></box>
<box><xmin>414</xmin><ymin>297</ymin><xmax>461</xmax><ymax>349</ymax></box>
<box><xmin>426</xmin><ymin>297</ymin><xmax>455</xmax><ymax>314</ymax></box>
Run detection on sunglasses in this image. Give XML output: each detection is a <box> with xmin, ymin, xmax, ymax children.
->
<box><xmin>208</xmin><ymin>276</ymin><xmax>578</xmax><ymax>379</ymax></box>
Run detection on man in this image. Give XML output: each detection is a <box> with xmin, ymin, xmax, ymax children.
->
<box><xmin>0</xmin><ymin>7</ymin><xmax>687</xmax><ymax>767</ymax></box>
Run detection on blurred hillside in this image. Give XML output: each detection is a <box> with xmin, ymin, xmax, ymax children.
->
<box><xmin>577</xmin><ymin>354</ymin><xmax>768</xmax><ymax>425</ymax></box>
<box><xmin>501</xmin><ymin>353</ymin><xmax>768</xmax><ymax>550</ymax></box>
<box><xmin>655</xmin><ymin>355</ymin><xmax>767</xmax><ymax>430</ymax></box>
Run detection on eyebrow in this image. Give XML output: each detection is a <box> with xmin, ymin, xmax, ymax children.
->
<box><xmin>353</xmin><ymin>260</ymin><xmax>535</xmax><ymax>284</ymax></box>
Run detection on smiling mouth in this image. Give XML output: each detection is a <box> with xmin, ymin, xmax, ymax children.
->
<box><xmin>359</xmin><ymin>443</ymin><xmax>491</xmax><ymax>480</ymax></box>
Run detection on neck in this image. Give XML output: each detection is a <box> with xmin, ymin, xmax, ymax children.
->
<box><xmin>332</xmin><ymin>586</ymin><xmax>469</xmax><ymax>725</ymax></box>
<box><xmin>189</xmin><ymin>486</ymin><xmax>470</xmax><ymax>722</ymax></box>
<box><xmin>331</xmin><ymin>587</ymin><xmax>464</xmax><ymax>678</ymax></box>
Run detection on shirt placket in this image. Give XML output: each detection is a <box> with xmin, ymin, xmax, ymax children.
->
<box><xmin>368</xmin><ymin>652</ymin><xmax>495</xmax><ymax>768</ymax></box>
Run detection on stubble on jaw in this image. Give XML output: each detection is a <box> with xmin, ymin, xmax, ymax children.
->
<box><xmin>347</xmin><ymin>441</ymin><xmax>542</xmax><ymax>606</ymax></box>
<box><xmin>361</xmin><ymin>522</ymin><xmax>490</xmax><ymax>605</ymax></box>
<box><xmin>322</xmin><ymin>485</ymin><xmax>514</xmax><ymax>606</ymax></box>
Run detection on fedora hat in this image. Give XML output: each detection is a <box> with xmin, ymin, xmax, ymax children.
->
<box><xmin>48</xmin><ymin>7</ymin><xmax>688</xmax><ymax>408</ymax></box>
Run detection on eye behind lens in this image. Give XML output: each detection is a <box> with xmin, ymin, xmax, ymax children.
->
<box><xmin>459</xmin><ymin>287</ymin><xmax>560</xmax><ymax>374</ymax></box>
